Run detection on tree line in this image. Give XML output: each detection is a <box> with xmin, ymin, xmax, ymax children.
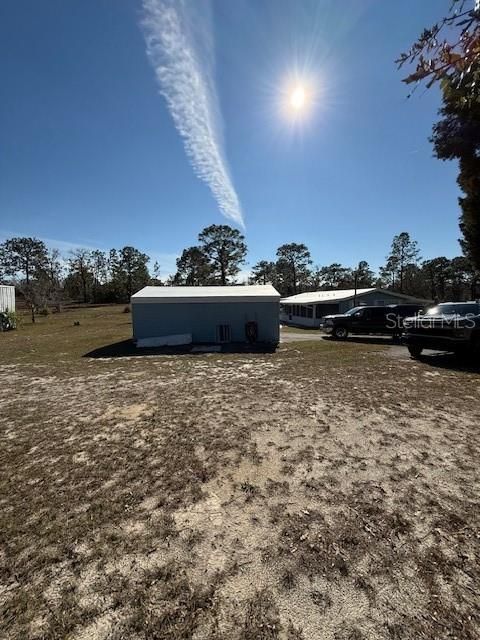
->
<box><xmin>0</xmin><ymin>239</ymin><xmax>153</xmax><ymax>321</ymax></box>
<box><xmin>172</xmin><ymin>227</ymin><xmax>478</xmax><ymax>301</ymax></box>
<box><xmin>248</xmin><ymin>232</ymin><xmax>478</xmax><ymax>302</ymax></box>
<box><xmin>1</xmin><ymin>225</ymin><xmax>478</xmax><ymax>321</ymax></box>
<box><xmin>0</xmin><ymin>225</ymin><xmax>247</xmax><ymax>320</ymax></box>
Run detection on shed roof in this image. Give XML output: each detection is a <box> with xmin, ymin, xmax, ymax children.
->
<box><xmin>131</xmin><ymin>285</ymin><xmax>281</xmax><ymax>304</ymax></box>
<box><xmin>281</xmin><ymin>288</ymin><xmax>430</xmax><ymax>305</ymax></box>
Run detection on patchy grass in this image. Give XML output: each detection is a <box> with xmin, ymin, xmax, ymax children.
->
<box><xmin>0</xmin><ymin>306</ymin><xmax>132</xmax><ymax>364</ymax></box>
<box><xmin>280</xmin><ymin>325</ymin><xmax>321</xmax><ymax>334</ymax></box>
<box><xmin>1</xmin><ymin>307</ymin><xmax>479</xmax><ymax>639</ymax></box>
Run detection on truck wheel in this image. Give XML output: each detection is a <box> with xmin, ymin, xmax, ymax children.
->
<box><xmin>471</xmin><ymin>336</ymin><xmax>480</xmax><ymax>357</ymax></box>
<box><xmin>333</xmin><ymin>326</ymin><xmax>349</xmax><ymax>340</ymax></box>
<box><xmin>408</xmin><ymin>345</ymin><xmax>423</xmax><ymax>359</ymax></box>
<box><xmin>454</xmin><ymin>345</ymin><xmax>469</xmax><ymax>359</ymax></box>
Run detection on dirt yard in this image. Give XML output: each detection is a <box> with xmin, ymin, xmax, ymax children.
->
<box><xmin>1</xmin><ymin>307</ymin><xmax>479</xmax><ymax>639</ymax></box>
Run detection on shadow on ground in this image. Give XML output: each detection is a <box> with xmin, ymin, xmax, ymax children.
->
<box><xmin>322</xmin><ymin>334</ymin><xmax>399</xmax><ymax>346</ymax></box>
<box><xmin>322</xmin><ymin>335</ymin><xmax>480</xmax><ymax>373</ymax></box>
<box><xmin>414</xmin><ymin>351</ymin><xmax>480</xmax><ymax>374</ymax></box>
<box><xmin>84</xmin><ymin>340</ymin><xmax>277</xmax><ymax>358</ymax></box>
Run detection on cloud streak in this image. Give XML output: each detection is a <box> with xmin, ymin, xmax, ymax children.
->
<box><xmin>141</xmin><ymin>0</ymin><xmax>244</xmax><ymax>228</ymax></box>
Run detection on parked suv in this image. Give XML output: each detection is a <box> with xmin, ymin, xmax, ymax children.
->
<box><xmin>322</xmin><ymin>304</ymin><xmax>424</xmax><ymax>340</ymax></box>
<box><xmin>403</xmin><ymin>302</ymin><xmax>480</xmax><ymax>359</ymax></box>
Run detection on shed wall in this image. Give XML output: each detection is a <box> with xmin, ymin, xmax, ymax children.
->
<box><xmin>132</xmin><ymin>301</ymin><xmax>280</xmax><ymax>344</ymax></box>
<box><xmin>0</xmin><ymin>286</ymin><xmax>15</xmax><ymax>313</ymax></box>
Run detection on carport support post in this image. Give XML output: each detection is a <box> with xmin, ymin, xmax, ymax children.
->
<box><xmin>353</xmin><ymin>272</ymin><xmax>358</xmax><ymax>307</ymax></box>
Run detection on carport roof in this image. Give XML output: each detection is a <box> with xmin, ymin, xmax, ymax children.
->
<box><xmin>281</xmin><ymin>288</ymin><xmax>375</xmax><ymax>305</ymax></box>
<box><xmin>131</xmin><ymin>285</ymin><xmax>281</xmax><ymax>304</ymax></box>
<box><xmin>281</xmin><ymin>288</ymin><xmax>430</xmax><ymax>305</ymax></box>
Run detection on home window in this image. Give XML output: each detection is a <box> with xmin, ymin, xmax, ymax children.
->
<box><xmin>216</xmin><ymin>324</ymin><xmax>231</xmax><ymax>343</ymax></box>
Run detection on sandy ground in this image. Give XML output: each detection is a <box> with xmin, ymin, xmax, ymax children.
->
<box><xmin>1</xmin><ymin>328</ymin><xmax>479</xmax><ymax>639</ymax></box>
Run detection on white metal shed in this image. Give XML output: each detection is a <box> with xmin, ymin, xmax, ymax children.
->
<box><xmin>0</xmin><ymin>285</ymin><xmax>15</xmax><ymax>313</ymax></box>
<box><xmin>131</xmin><ymin>285</ymin><xmax>280</xmax><ymax>347</ymax></box>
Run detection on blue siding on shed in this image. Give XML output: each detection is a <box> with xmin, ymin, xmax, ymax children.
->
<box><xmin>132</xmin><ymin>301</ymin><xmax>280</xmax><ymax>344</ymax></box>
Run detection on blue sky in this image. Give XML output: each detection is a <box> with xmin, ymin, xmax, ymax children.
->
<box><xmin>0</xmin><ymin>0</ymin><xmax>461</xmax><ymax>278</ymax></box>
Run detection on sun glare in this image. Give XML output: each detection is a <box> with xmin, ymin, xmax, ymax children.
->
<box><xmin>290</xmin><ymin>85</ymin><xmax>306</xmax><ymax>111</ymax></box>
<box><xmin>274</xmin><ymin>70</ymin><xmax>321</xmax><ymax>128</ymax></box>
<box><xmin>280</xmin><ymin>76</ymin><xmax>316</xmax><ymax>123</ymax></box>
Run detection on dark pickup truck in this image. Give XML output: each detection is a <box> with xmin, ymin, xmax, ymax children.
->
<box><xmin>403</xmin><ymin>302</ymin><xmax>480</xmax><ymax>359</ymax></box>
<box><xmin>322</xmin><ymin>304</ymin><xmax>424</xmax><ymax>340</ymax></box>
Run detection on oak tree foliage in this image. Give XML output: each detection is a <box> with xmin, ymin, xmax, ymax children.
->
<box><xmin>399</xmin><ymin>1</ymin><xmax>480</xmax><ymax>275</ymax></box>
<box><xmin>397</xmin><ymin>0</ymin><xmax>480</xmax><ymax>94</ymax></box>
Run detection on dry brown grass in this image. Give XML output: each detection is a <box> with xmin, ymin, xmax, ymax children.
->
<box><xmin>0</xmin><ymin>306</ymin><xmax>479</xmax><ymax>639</ymax></box>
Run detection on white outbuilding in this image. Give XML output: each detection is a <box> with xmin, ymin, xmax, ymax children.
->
<box><xmin>0</xmin><ymin>285</ymin><xmax>15</xmax><ymax>313</ymax></box>
<box><xmin>131</xmin><ymin>285</ymin><xmax>281</xmax><ymax>347</ymax></box>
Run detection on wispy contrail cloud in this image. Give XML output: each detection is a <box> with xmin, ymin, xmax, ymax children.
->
<box><xmin>141</xmin><ymin>0</ymin><xmax>244</xmax><ymax>228</ymax></box>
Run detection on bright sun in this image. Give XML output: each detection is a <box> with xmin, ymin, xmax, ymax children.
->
<box><xmin>290</xmin><ymin>85</ymin><xmax>306</xmax><ymax>111</ymax></box>
<box><xmin>278</xmin><ymin>75</ymin><xmax>317</xmax><ymax>123</ymax></box>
